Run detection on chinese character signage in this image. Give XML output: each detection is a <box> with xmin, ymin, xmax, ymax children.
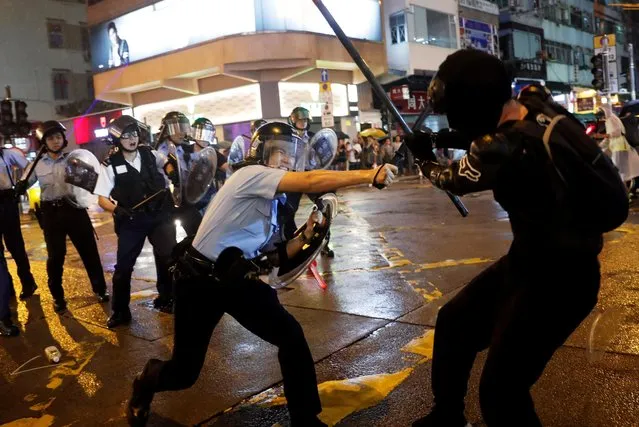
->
<box><xmin>394</xmin><ymin>91</ymin><xmax>428</xmax><ymax>115</ymax></box>
<box><xmin>459</xmin><ymin>18</ymin><xmax>499</xmax><ymax>57</ymax></box>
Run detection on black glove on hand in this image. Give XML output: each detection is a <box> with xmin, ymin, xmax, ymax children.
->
<box><xmin>403</xmin><ymin>131</ymin><xmax>437</xmax><ymax>163</ymax></box>
<box><xmin>13</xmin><ymin>180</ymin><xmax>28</xmax><ymax>196</ymax></box>
<box><xmin>114</xmin><ymin>205</ymin><xmax>134</xmax><ymax>220</ymax></box>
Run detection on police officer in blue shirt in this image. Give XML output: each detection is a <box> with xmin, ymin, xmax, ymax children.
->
<box><xmin>95</xmin><ymin>116</ymin><xmax>178</xmax><ymax>328</ymax></box>
<box><xmin>0</xmin><ymin>143</ymin><xmax>37</xmax><ymax>299</ymax></box>
<box><xmin>126</xmin><ymin>122</ymin><xmax>397</xmax><ymax>427</ymax></box>
<box><xmin>0</xmin><ymin>254</ymin><xmax>18</xmax><ymax>336</ymax></box>
<box><xmin>14</xmin><ymin>121</ymin><xmax>109</xmax><ymax>313</ymax></box>
<box><xmin>156</xmin><ymin>111</ymin><xmax>203</xmax><ymax>236</ymax></box>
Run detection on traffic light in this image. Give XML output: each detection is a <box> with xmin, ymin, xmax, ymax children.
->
<box><xmin>14</xmin><ymin>101</ymin><xmax>30</xmax><ymax>136</ymax></box>
<box><xmin>0</xmin><ymin>100</ymin><xmax>15</xmax><ymax>136</ymax></box>
<box><xmin>380</xmin><ymin>106</ymin><xmax>389</xmax><ymax>132</ymax></box>
<box><xmin>591</xmin><ymin>54</ymin><xmax>604</xmax><ymax>91</ymax></box>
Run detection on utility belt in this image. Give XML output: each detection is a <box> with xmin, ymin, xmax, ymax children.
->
<box><xmin>41</xmin><ymin>199</ymin><xmax>70</xmax><ymax>209</ymax></box>
<box><xmin>173</xmin><ymin>243</ymin><xmax>260</xmax><ymax>284</ymax></box>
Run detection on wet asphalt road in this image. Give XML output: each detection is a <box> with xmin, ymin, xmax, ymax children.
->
<box><xmin>2</xmin><ymin>176</ymin><xmax>639</xmax><ymax>426</ymax></box>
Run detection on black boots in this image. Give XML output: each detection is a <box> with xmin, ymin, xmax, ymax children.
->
<box><xmin>0</xmin><ymin>317</ymin><xmax>19</xmax><ymax>337</ymax></box>
<box><xmin>107</xmin><ymin>310</ymin><xmax>132</xmax><ymax>329</ymax></box>
<box><xmin>127</xmin><ymin>359</ymin><xmax>164</xmax><ymax>426</ymax></box>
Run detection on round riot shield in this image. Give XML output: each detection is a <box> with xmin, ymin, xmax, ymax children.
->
<box><xmin>307</xmin><ymin>128</ymin><xmax>338</xmax><ymax>170</ymax></box>
<box><xmin>166</xmin><ymin>141</ymin><xmax>184</xmax><ymax>207</ymax></box>
<box><xmin>185</xmin><ymin>147</ymin><xmax>218</xmax><ymax>205</ymax></box>
<box><xmin>63</xmin><ymin>149</ymin><xmax>100</xmax><ymax>208</ymax></box>
<box><xmin>268</xmin><ymin>193</ymin><xmax>339</xmax><ymax>288</ymax></box>
<box><xmin>227</xmin><ymin>135</ymin><xmax>249</xmax><ymax>171</ymax></box>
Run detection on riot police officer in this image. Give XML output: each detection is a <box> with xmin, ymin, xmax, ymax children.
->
<box><xmin>155</xmin><ymin>111</ymin><xmax>202</xmax><ymax>235</ymax></box>
<box><xmin>407</xmin><ymin>50</ymin><xmax>625</xmax><ymax>427</ymax></box>
<box><xmin>189</xmin><ymin>118</ymin><xmax>229</xmax><ymax>214</ymax></box>
<box><xmin>126</xmin><ymin>122</ymin><xmax>397</xmax><ymax>427</ymax></box>
<box><xmin>0</xmin><ymin>144</ymin><xmax>37</xmax><ymax>299</ymax></box>
<box><xmin>94</xmin><ymin>116</ymin><xmax>177</xmax><ymax>328</ymax></box>
<box><xmin>15</xmin><ymin>121</ymin><xmax>109</xmax><ymax>313</ymax></box>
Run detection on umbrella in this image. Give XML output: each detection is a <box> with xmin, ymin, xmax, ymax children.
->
<box><xmin>360</xmin><ymin>128</ymin><xmax>387</xmax><ymax>138</ymax></box>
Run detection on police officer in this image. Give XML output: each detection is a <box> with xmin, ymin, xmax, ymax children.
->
<box><xmin>126</xmin><ymin>122</ymin><xmax>397</xmax><ymax>427</ymax></box>
<box><xmin>407</xmin><ymin>50</ymin><xmax>615</xmax><ymax>426</ymax></box>
<box><xmin>15</xmin><ymin>121</ymin><xmax>109</xmax><ymax>313</ymax></box>
<box><xmin>94</xmin><ymin>116</ymin><xmax>177</xmax><ymax>328</ymax></box>
<box><xmin>156</xmin><ymin>111</ymin><xmax>202</xmax><ymax>235</ymax></box>
<box><xmin>189</xmin><ymin>118</ymin><xmax>229</xmax><ymax>214</ymax></box>
<box><xmin>0</xmin><ymin>143</ymin><xmax>37</xmax><ymax>299</ymax></box>
<box><xmin>0</xmin><ymin>255</ymin><xmax>18</xmax><ymax>336</ymax></box>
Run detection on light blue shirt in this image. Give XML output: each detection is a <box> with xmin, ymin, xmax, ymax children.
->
<box><xmin>192</xmin><ymin>165</ymin><xmax>287</xmax><ymax>261</ymax></box>
<box><xmin>0</xmin><ymin>148</ymin><xmax>28</xmax><ymax>190</ymax></box>
<box><xmin>157</xmin><ymin>141</ymin><xmax>193</xmax><ymax>180</ymax></box>
<box><xmin>23</xmin><ymin>153</ymin><xmax>72</xmax><ymax>201</ymax></box>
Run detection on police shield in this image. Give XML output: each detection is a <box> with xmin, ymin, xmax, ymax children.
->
<box><xmin>166</xmin><ymin>141</ymin><xmax>184</xmax><ymax>207</ymax></box>
<box><xmin>63</xmin><ymin>149</ymin><xmax>99</xmax><ymax>208</ymax></box>
<box><xmin>307</xmin><ymin>128</ymin><xmax>338</xmax><ymax>170</ymax></box>
<box><xmin>268</xmin><ymin>193</ymin><xmax>339</xmax><ymax>288</ymax></box>
<box><xmin>227</xmin><ymin>135</ymin><xmax>249</xmax><ymax>170</ymax></box>
<box><xmin>185</xmin><ymin>147</ymin><xmax>218</xmax><ymax>205</ymax></box>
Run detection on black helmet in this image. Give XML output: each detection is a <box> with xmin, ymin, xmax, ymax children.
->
<box><xmin>158</xmin><ymin>111</ymin><xmax>191</xmax><ymax>143</ymax></box>
<box><xmin>288</xmin><ymin>107</ymin><xmax>312</xmax><ymax>132</ymax></box>
<box><xmin>108</xmin><ymin>115</ymin><xmax>141</xmax><ymax>146</ymax></box>
<box><xmin>192</xmin><ymin>117</ymin><xmax>216</xmax><ymax>147</ymax></box>
<box><xmin>36</xmin><ymin>120</ymin><xmax>67</xmax><ymax>152</ymax></box>
<box><xmin>428</xmin><ymin>49</ymin><xmax>512</xmax><ymax>140</ymax></box>
<box><xmin>246</xmin><ymin>122</ymin><xmax>308</xmax><ymax>171</ymax></box>
<box><xmin>251</xmin><ymin>119</ymin><xmax>268</xmax><ymax>134</ymax></box>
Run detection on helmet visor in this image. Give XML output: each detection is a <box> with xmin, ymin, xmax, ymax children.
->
<box><xmin>262</xmin><ymin>138</ymin><xmax>308</xmax><ymax>172</ymax></box>
<box><xmin>192</xmin><ymin>126</ymin><xmax>216</xmax><ymax>145</ymax></box>
<box><xmin>165</xmin><ymin>117</ymin><xmax>191</xmax><ymax>139</ymax></box>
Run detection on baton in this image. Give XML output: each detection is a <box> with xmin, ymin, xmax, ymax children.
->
<box><xmin>312</xmin><ymin>0</ymin><xmax>468</xmax><ymax>218</ymax></box>
<box><xmin>21</xmin><ymin>145</ymin><xmax>47</xmax><ymax>186</ymax></box>
<box><xmin>131</xmin><ymin>189</ymin><xmax>166</xmax><ymax>211</ymax></box>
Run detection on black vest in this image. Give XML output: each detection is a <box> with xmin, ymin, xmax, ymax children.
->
<box><xmin>110</xmin><ymin>146</ymin><xmax>167</xmax><ymax>210</ymax></box>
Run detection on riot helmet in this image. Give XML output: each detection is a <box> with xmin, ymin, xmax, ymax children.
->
<box><xmin>248</xmin><ymin>122</ymin><xmax>308</xmax><ymax>171</ymax></box>
<box><xmin>158</xmin><ymin>111</ymin><xmax>191</xmax><ymax>144</ymax></box>
<box><xmin>191</xmin><ymin>117</ymin><xmax>216</xmax><ymax>148</ymax></box>
<box><xmin>36</xmin><ymin>121</ymin><xmax>67</xmax><ymax>153</ymax></box>
<box><xmin>108</xmin><ymin>115</ymin><xmax>141</xmax><ymax>153</ymax></box>
<box><xmin>428</xmin><ymin>49</ymin><xmax>512</xmax><ymax>141</ymax></box>
<box><xmin>288</xmin><ymin>107</ymin><xmax>312</xmax><ymax>136</ymax></box>
<box><xmin>251</xmin><ymin>119</ymin><xmax>268</xmax><ymax>135</ymax></box>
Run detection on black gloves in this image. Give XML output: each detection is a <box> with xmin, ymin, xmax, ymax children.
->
<box><xmin>13</xmin><ymin>180</ymin><xmax>28</xmax><ymax>197</ymax></box>
<box><xmin>403</xmin><ymin>131</ymin><xmax>438</xmax><ymax>163</ymax></box>
<box><xmin>114</xmin><ymin>205</ymin><xmax>134</xmax><ymax>220</ymax></box>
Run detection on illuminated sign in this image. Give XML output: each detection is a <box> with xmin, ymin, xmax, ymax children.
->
<box><xmin>90</xmin><ymin>0</ymin><xmax>381</xmax><ymax>72</ymax></box>
<box><xmin>279</xmin><ymin>82</ymin><xmax>348</xmax><ymax>118</ymax></box>
<box><xmin>73</xmin><ymin>110</ymin><xmax>123</xmax><ymax>144</ymax></box>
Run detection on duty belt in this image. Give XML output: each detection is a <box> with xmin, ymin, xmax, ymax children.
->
<box><xmin>41</xmin><ymin>199</ymin><xmax>67</xmax><ymax>208</ymax></box>
<box><xmin>184</xmin><ymin>245</ymin><xmax>216</xmax><ymax>274</ymax></box>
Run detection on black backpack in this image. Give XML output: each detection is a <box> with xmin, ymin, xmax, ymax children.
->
<box><xmin>620</xmin><ymin>114</ymin><xmax>639</xmax><ymax>147</ymax></box>
<box><xmin>514</xmin><ymin>96</ymin><xmax>629</xmax><ymax>233</ymax></box>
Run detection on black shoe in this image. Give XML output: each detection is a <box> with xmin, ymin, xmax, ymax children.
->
<box><xmin>157</xmin><ymin>299</ymin><xmax>174</xmax><ymax>314</ymax></box>
<box><xmin>53</xmin><ymin>299</ymin><xmax>67</xmax><ymax>313</ymax></box>
<box><xmin>152</xmin><ymin>296</ymin><xmax>169</xmax><ymax>310</ymax></box>
<box><xmin>107</xmin><ymin>311</ymin><xmax>132</xmax><ymax>329</ymax></box>
<box><xmin>19</xmin><ymin>284</ymin><xmax>37</xmax><ymax>300</ymax></box>
<box><xmin>412</xmin><ymin>408</ymin><xmax>469</xmax><ymax>427</ymax></box>
<box><xmin>321</xmin><ymin>246</ymin><xmax>335</xmax><ymax>258</ymax></box>
<box><xmin>290</xmin><ymin>415</ymin><xmax>327</xmax><ymax>427</ymax></box>
<box><xmin>0</xmin><ymin>318</ymin><xmax>19</xmax><ymax>337</ymax></box>
<box><xmin>95</xmin><ymin>292</ymin><xmax>110</xmax><ymax>303</ymax></box>
<box><xmin>127</xmin><ymin>359</ymin><xmax>163</xmax><ymax>427</ymax></box>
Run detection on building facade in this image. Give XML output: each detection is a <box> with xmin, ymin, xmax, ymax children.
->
<box><xmin>87</xmin><ymin>0</ymin><xmax>387</xmax><ymax>142</ymax></box>
<box><xmin>0</xmin><ymin>0</ymin><xmax>92</xmax><ymax>122</ymax></box>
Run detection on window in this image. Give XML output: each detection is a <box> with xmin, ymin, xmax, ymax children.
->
<box><xmin>412</xmin><ymin>6</ymin><xmax>457</xmax><ymax>50</ymax></box>
<box><xmin>52</xmin><ymin>69</ymin><xmax>71</xmax><ymax>100</ymax></box>
<box><xmin>582</xmin><ymin>12</ymin><xmax>593</xmax><ymax>33</ymax></box>
<box><xmin>546</xmin><ymin>41</ymin><xmax>572</xmax><ymax>64</ymax></box>
<box><xmin>390</xmin><ymin>12</ymin><xmax>406</xmax><ymax>45</ymax></box>
<box><xmin>513</xmin><ymin>30</ymin><xmax>541</xmax><ymax>60</ymax></box>
<box><xmin>47</xmin><ymin>19</ymin><xmax>65</xmax><ymax>49</ymax></box>
<box><xmin>570</xmin><ymin>7</ymin><xmax>582</xmax><ymax>29</ymax></box>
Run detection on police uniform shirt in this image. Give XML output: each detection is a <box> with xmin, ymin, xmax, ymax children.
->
<box><xmin>157</xmin><ymin>142</ymin><xmax>191</xmax><ymax>179</ymax></box>
<box><xmin>192</xmin><ymin>165</ymin><xmax>287</xmax><ymax>261</ymax></box>
<box><xmin>0</xmin><ymin>148</ymin><xmax>28</xmax><ymax>190</ymax></box>
<box><xmin>93</xmin><ymin>149</ymin><xmax>168</xmax><ymax>198</ymax></box>
<box><xmin>23</xmin><ymin>153</ymin><xmax>72</xmax><ymax>201</ymax></box>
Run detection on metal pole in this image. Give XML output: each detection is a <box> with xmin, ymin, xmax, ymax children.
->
<box><xmin>4</xmin><ymin>86</ymin><xmax>11</xmax><ymax>100</ymax></box>
<box><xmin>630</xmin><ymin>43</ymin><xmax>637</xmax><ymax>100</ymax></box>
<box><xmin>311</xmin><ymin>0</ymin><xmax>468</xmax><ymax>217</ymax></box>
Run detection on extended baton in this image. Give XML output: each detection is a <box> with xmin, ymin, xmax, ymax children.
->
<box><xmin>21</xmin><ymin>145</ymin><xmax>47</xmax><ymax>186</ymax></box>
<box><xmin>311</xmin><ymin>0</ymin><xmax>468</xmax><ymax>218</ymax></box>
<box><xmin>131</xmin><ymin>189</ymin><xmax>166</xmax><ymax>211</ymax></box>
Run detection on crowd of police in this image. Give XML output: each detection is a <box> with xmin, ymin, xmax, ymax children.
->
<box><xmin>0</xmin><ymin>49</ymin><xmax>632</xmax><ymax>427</ymax></box>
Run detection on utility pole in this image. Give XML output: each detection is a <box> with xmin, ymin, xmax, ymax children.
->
<box><xmin>630</xmin><ymin>43</ymin><xmax>637</xmax><ymax>100</ymax></box>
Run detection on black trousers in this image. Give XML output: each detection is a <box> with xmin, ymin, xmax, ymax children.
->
<box><xmin>431</xmin><ymin>248</ymin><xmax>600</xmax><ymax>426</ymax></box>
<box><xmin>0</xmin><ymin>256</ymin><xmax>10</xmax><ymax>320</ymax></box>
<box><xmin>173</xmin><ymin>204</ymin><xmax>202</xmax><ymax>237</ymax></box>
<box><xmin>0</xmin><ymin>195</ymin><xmax>36</xmax><ymax>292</ymax></box>
<box><xmin>41</xmin><ymin>202</ymin><xmax>106</xmax><ymax>301</ymax></box>
<box><xmin>146</xmin><ymin>267</ymin><xmax>322</xmax><ymax>420</ymax></box>
<box><xmin>112</xmin><ymin>213</ymin><xmax>176</xmax><ymax>312</ymax></box>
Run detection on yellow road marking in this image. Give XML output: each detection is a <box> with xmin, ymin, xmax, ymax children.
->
<box><xmin>0</xmin><ymin>414</ymin><xmax>55</xmax><ymax>427</ymax></box>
